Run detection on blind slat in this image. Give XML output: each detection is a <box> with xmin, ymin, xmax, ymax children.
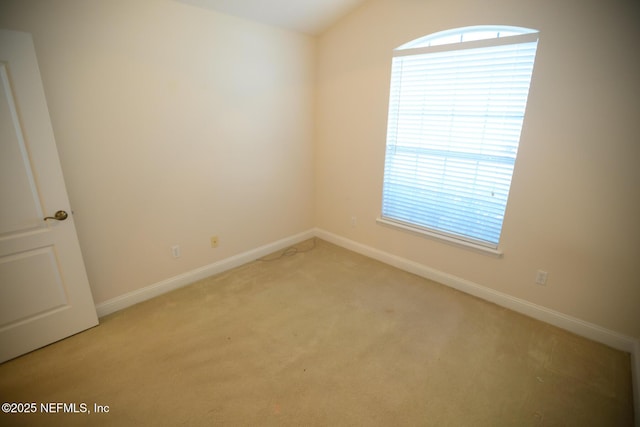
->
<box><xmin>382</xmin><ymin>29</ymin><xmax>538</xmax><ymax>247</ymax></box>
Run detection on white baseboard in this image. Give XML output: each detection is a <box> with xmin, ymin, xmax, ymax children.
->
<box><xmin>314</xmin><ymin>228</ymin><xmax>635</xmax><ymax>351</ymax></box>
<box><xmin>95</xmin><ymin>229</ymin><xmax>315</xmax><ymax>318</ymax></box>
<box><xmin>314</xmin><ymin>228</ymin><xmax>640</xmax><ymax>424</ymax></box>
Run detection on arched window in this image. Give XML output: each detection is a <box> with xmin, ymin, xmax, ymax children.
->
<box><xmin>380</xmin><ymin>26</ymin><xmax>539</xmax><ymax>252</ymax></box>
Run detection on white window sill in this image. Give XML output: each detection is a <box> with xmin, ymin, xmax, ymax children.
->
<box><xmin>376</xmin><ymin>217</ymin><xmax>504</xmax><ymax>258</ymax></box>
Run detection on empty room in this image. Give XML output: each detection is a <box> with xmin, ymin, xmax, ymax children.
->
<box><xmin>0</xmin><ymin>0</ymin><xmax>638</xmax><ymax>425</ymax></box>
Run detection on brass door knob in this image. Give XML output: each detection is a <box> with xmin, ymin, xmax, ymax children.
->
<box><xmin>44</xmin><ymin>210</ymin><xmax>69</xmax><ymax>221</ymax></box>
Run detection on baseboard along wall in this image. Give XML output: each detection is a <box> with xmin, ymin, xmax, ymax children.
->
<box><xmin>95</xmin><ymin>227</ymin><xmax>640</xmax><ymax>424</ymax></box>
<box><xmin>95</xmin><ymin>229</ymin><xmax>315</xmax><ymax>318</ymax></box>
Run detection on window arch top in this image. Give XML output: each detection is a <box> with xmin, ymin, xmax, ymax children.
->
<box><xmin>397</xmin><ymin>25</ymin><xmax>538</xmax><ymax>50</ymax></box>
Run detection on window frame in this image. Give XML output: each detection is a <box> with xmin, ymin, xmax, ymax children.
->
<box><xmin>378</xmin><ymin>26</ymin><xmax>540</xmax><ymax>256</ymax></box>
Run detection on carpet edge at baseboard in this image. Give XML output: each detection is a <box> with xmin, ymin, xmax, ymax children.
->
<box><xmin>94</xmin><ymin>229</ymin><xmax>316</xmax><ymax>318</ymax></box>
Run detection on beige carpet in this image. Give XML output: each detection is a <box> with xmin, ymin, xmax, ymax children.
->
<box><xmin>0</xmin><ymin>239</ymin><xmax>633</xmax><ymax>426</ymax></box>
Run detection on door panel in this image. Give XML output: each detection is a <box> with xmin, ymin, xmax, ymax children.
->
<box><xmin>0</xmin><ymin>247</ymin><xmax>68</xmax><ymax>327</ymax></box>
<box><xmin>0</xmin><ymin>29</ymin><xmax>98</xmax><ymax>363</ymax></box>
<box><xmin>0</xmin><ymin>63</ymin><xmax>43</xmax><ymax>234</ymax></box>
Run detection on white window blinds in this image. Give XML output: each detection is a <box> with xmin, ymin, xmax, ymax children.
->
<box><xmin>382</xmin><ymin>27</ymin><xmax>539</xmax><ymax>248</ymax></box>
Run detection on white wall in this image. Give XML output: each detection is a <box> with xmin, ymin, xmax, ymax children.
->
<box><xmin>0</xmin><ymin>0</ymin><xmax>316</xmax><ymax>303</ymax></box>
<box><xmin>316</xmin><ymin>0</ymin><xmax>640</xmax><ymax>340</ymax></box>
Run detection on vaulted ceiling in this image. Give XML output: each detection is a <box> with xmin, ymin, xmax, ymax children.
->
<box><xmin>176</xmin><ymin>0</ymin><xmax>367</xmax><ymax>35</ymax></box>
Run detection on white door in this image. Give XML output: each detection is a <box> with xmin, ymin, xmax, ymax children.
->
<box><xmin>0</xmin><ymin>29</ymin><xmax>98</xmax><ymax>363</ymax></box>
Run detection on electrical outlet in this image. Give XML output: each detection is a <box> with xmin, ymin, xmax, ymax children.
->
<box><xmin>535</xmin><ymin>270</ymin><xmax>548</xmax><ymax>285</ymax></box>
<box><xmin>351</xmin><ymin>216</ymin><xmax>357</xmax><ymax>228</ymax></box>
<box><xmin>171</xmin><ymin>245</ymin><xmax>181</xmax><ymax>258</ymax></box>
<box><xmin>210</xmin><ymin>236</ymin><xmax>219</xmax><ymax>248</ymax></box>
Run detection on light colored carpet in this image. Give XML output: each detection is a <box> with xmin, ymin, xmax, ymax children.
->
<box><xmin>0</xmin><ymin>239</ymin><xmax>633</xmax><ymax>426</ymax></box>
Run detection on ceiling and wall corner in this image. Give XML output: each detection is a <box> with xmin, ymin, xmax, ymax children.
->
<box><xmin>175</xmin><ymin>0</ymin><xmax>368</xmax><ymax>35</ymax></box>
